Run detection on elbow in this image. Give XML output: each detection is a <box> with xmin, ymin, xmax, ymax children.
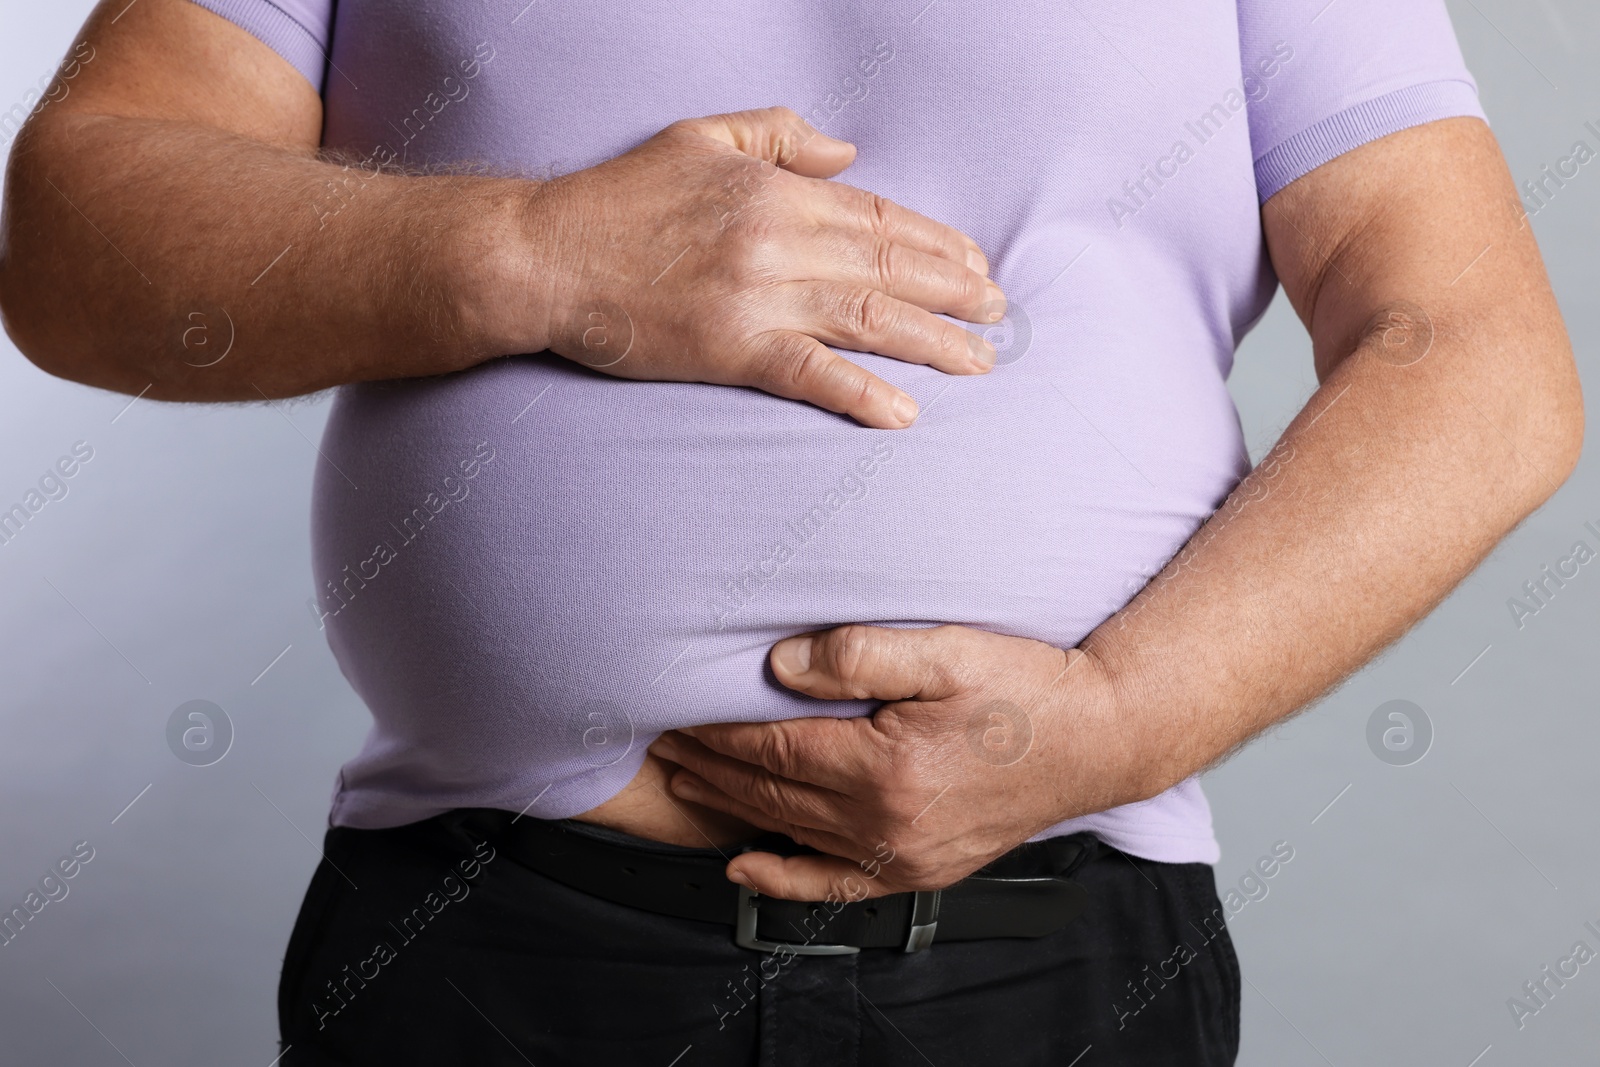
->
<box><xmin>0</xmin><ymin>234</ymin><xmax>51</xmax><ymax>377</ymax></box>
<box><xmin>1522</xmin><ymin>339</ymin><xmax>1585</xmax><ymax>505</ymax></box>
<box><xmin>1548</xmin><ymin>373</ymin><xmax>1585</xmax><ymax>489</ymax></box>
<box><xmin>0</xmin><ymin>131</ymin><xmax>70</xmax><ymax>383</ymax></box>
<box><xmin>0</xmin><ymin>236</ymin><xmax>80</xmax><ymax>387</ymax></box>
<box><xmin>1544</xmin><ymin>331</ymin><xmax>1585</xmax><ymax>485</ymax></box>
<box><xmin>0</xmin><ymin>245</ymin><xmax>143</xmax><ymax>395</ymax></box>
<box><xmin>0</xmin><ymin>130</ymin><xmax>144</xmax><ymax>395</ymax></box>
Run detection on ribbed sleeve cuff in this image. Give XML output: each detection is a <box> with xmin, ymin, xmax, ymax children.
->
<box><xmin>1255</xmin><ymin>79</ymin><xmax>1486</xmax><ymax>202</ymax></box>
<box><xmin>189</xmin><ymin>0</ymin><xmax>328</xmax><ymax>92</ymax></box>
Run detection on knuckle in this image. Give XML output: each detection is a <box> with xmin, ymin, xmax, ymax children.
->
<box><xmin>843</xmin><ymin>368</ymin><xmax>876</xmax><ymax>414</ymax></box>
<box><xmin>755</xmin><ymin>726</ymin><xmax>795</xmax><ymax>775</ymax></box>
<box><xmin>924</xmin><ymin>653</ymin><xmax>961</xmax><ymax>692</ymax></box>
<box><xmin>871</xmin><ymin>237</ymin><xmax>901</xmax><ymax>289</ymax></box>
<box><xmin>743</xmin><ymin>333</ymin><xmax>806</xmax><ymax>396</ymax></box>
<box><xmin>823</xmin><ymin>625</ymin><xmax>877</xmax><ymax>693</ymax></box>
<box><xmin>721</xmin><ymin>212</ymin><xmax>784</xmax><ymax>279</ymax></box>
<box><xmin>826</xmin><ymin>871</ymin><xmax>867</xmax><ymax>903</ymax></box>
<box><xmin>749</xmin><ymin>772</ymin><xmax>788</xmax><ymax>816</ymax></box>
<box><xmin>766</xmin><ymin>106</ymin><xmax>807</xmax><ymax>155</ymax></box>
<box><xmin>862</xmin><ymin>191</ymin><xmax>894</xmax><ymax>237</ymax></box>
<box><xmin>940</xmin><ymin>324</ymin><xmax>972</xmax><ymax>365</ymax></box>
<box><xmin>958</xmin><ymin>268</ymin><xmax>989</xmax><ymax>307</ymax></box>
<box><xmin>659</xmin><ymin>117</ymin><xmax>707</xmax><ymax>145</ymax></box>
<box><xmin>850</xmin><ymin>286</ymin><xmax>896</xmax><ymax>339</ymax></box>
<box><xmin>780</xmin><ymin>341</ymin><xmax>833</xmax><ymax>395</ymax></box>
<box><xmin>943</xmin><ymin>232</ymin><xmax>973</xmax><ymax>265</ymax></box>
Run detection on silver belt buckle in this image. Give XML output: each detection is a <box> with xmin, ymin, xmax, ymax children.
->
<box><xmin>734</xmin><ymin>886</ymin><xmax>860</xmax><ymax>955</ymax></box>
<box><xmin>903</xmin><ymin>889</ymin><xmax>940</xmax><ymax>953</ymax></box>
<box><xmin>732</xmin><ymin>886</ymin><xmax>942</xmax><ymax>955</ymax></box>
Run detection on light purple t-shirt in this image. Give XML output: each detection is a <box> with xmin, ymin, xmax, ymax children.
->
<box><xmin>194</xmin><ymin>0</ymin><xmax>1483</xmax><ymax>864</ymax></box>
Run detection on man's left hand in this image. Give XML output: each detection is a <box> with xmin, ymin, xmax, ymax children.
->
<box><xmin>647</xmin><ymin>624</ymin><xmax>1142</xmax><ymax>901</ymax></box>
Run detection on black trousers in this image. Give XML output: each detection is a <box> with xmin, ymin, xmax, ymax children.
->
<box><xmin>278</xmin><ymin>810</ymin><xmax>1240</xmax><ymax>1066</ymax></box>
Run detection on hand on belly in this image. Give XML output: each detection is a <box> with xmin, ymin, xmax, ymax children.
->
<box><xmin>641</xmin><ymin>623</ymin><xmax>1131</xmax><ymax>900</ymax></box>
<box><xmin>571</xmin><ymin>750</ymin><xmax>766</xmax><ymax>848</ymax></box>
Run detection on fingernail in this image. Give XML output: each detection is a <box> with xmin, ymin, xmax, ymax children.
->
<box><xmin>966</xmin><ymin>246</ymin><xmax>989</xmax><ymax>275</ymax></box>
<box><xmin>773</xmin><ymin>636</ymin><xmax>813</xmax><ymax>676</ymax></box>
<box><xmin>649</xmin><ymin>735</ymin><xmax>678</xmax><ymax>760</ymax></box>
<box><xmin>971</xmin><ymin>336</ymin><xmax>996</xmax><ymax>367</ymax></box>
<box><xmin>892</xmin><ymin>393</ymin><xmax>919</xmax><ymax>426</ymax></box>
<box><xmin>679</xmin><ymin>726</ymin><xmax>699</xmax><ymax>738</ymax></box>
<box><xmin>985</xmin><ymin>282</ymin><xmax>1006</xmax><ymax>322</ymax></box>
<box><xmin>673</xmin><ymin>777</ymin><xmax>701</xmax><ymax>800</ymax></box>
<box><xmin>727</xmin><ymin>868</ymin><xmax>751</xmax><ymax>887</ymax></box>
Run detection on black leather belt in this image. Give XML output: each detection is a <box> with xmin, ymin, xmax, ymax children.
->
<box><xmin>454</xmin><ymin>810</ymin><xmax>1097</xmax><ymax>954</ymax></box>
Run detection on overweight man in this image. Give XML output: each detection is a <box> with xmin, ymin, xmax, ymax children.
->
<box><xmin>0</xmin><ymin>0</ymin><xmax>1582</xmax><ymax>1063</ymax></box>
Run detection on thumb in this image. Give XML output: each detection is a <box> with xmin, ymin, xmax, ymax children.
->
<box><xmin>681</xmin><ymin>106</ymin><xmax>855</xmax><ymax>178</ymax></box>
<box><xmin>770</xmin><ymin>625</ymin><xmax>961</xmax><ymax>703</ymax></box>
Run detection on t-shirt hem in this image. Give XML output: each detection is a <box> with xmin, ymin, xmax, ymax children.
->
<box><xmin>188</xmin><ymin>0</ymin><xmax>328</xmax><ymax>92</ymax></box>
<box><xmin>1081</xmin><ymin>827</ymin><xmax>1220</xmax><ymax>866</ymax></box>
<box><xmin>1255</xmin><ymin>79</ymin><xmax>1486</xmax><ymax>202</ymax></box>
<box><xmin>327</xmin><ymin>762</ymin><xmax>635</xmax><ymax>831</ymax></box>
<box><xmin>330</xmin><ymin>794</ymin><xmax>1223</xmax><ymax>866</ymax></box>
<box><xmin>1035</xmin><ymin>820</ymin><xmax>1221</xmax><ymax>866</ymax></box>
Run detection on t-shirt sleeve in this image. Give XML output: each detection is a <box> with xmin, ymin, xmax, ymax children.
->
<box><xmin>188</xmin><ymin>0</ymin><xmax>334</xmax><ymax>93</ymax></box>
<box><xmin>1238</xmin><ymin>0</ymin><xmax>1486</xmax><ymax>202</ymax></box>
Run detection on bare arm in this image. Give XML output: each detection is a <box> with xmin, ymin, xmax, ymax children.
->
<box><xmin>0</xmin><ymin>0</ymin><xmax>507</xmax><ymax>401</ymax></box>
<box><xmin>1084</xmin><ymin>115</ymin><xmax>1584</xmax><ymax>793</ymax></box>
<box><xmin>0</xmin><ymin>0</ymin><xmax>1002</xmax><ymax>427</ymax></box>
<box><xmin>643</xmin><ymin>117</ymin><xmax>1586</xmax><ymax>899</ymax></box>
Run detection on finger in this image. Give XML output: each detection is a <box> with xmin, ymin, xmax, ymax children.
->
<box><xmin>648</xmin><ymin>731</ymin><xmax>849</xmax><ymax>829</ymax></box>
<box><xmin>784</xmin><ymin>281</ymin><xmax>996</xmax><ymax>374</ymax></box>
<box><xmin>770</xmin><ymin>624</ymin><xmax>965</xmax><ymax>702</ymax></box>
<box><xmin>808</xmin><ymin>179</ymin><xmax>992</xmax><ymax>278</ymax></box>
<box><xmin>664</xmin><ymin>772</ymin><xmax>868</xmax><ymax>861</ymax></box>
<box><xmin>747</xmin><ymin>330</ymin><xmax>920</xmax><ymax>429</ymax></box>
<box><xmin>727</xmin><ymin>850</ymin><xmax>899</xmax><ymax>902</ymax></box>
<box><xmin>810</xmin><ymin>230</ymin><xmax>1004</xmax><ymax>327</ymax></box>
<box><xmin>677</xmin><ymin>719</ymin><xmax>878</xmax><ymax>793</ymax></box>
<box><xmin>675</xmin><ymin>106</ymin><xmax>854</xmax><ymax>178</ymax></box>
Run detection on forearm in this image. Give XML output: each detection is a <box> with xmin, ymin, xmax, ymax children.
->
<box><xmin>0</xmin><ymin>113</ymin><xmax>538</xmax><ymax>399</ymax></box>
<box><xmin>1080</xmin><ymin>300</ymin><xmax>1582</xmax><ymax>805</ymax></box>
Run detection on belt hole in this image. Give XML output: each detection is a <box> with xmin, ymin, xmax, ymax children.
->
<box><xmin>865</xmin><ymin>906</ymin><xmax>878</xmax><ymax>918</ymax></box>
<box><xmin>622</xmin><ymin>865</ymin><xmax>637</xmax><ymax>876</ymax></box>
<box><xmin>684</xmin><ymin>881</ymin><xmax>701</xmax><ymax>891</ymax></box>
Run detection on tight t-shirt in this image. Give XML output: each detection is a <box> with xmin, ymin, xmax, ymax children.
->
<box><xmin>193</xmin><ymin>0</ymin><xmax>1483</xmax><ymax>863</ymax></box>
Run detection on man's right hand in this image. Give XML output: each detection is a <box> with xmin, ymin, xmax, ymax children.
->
<box><xmin>528</xmin><ymin>107</ymin><xmax>1004</xmax><ymax>428</ymax></box>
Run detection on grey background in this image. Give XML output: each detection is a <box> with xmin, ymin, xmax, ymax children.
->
<box><xmin>0</xmin><ymin>1</ymin><xmax>1595</xmax><ymax>1063</ymax></box>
